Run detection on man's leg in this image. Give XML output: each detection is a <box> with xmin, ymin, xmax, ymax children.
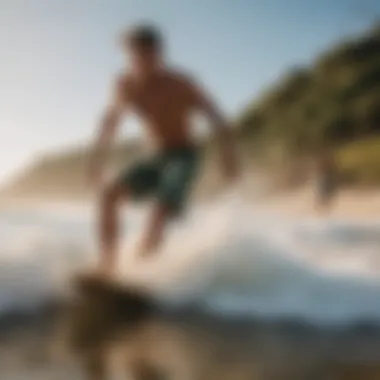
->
<box><xmin>138</xmin><ymin>150</ymin><xmax>198</xmax><ymax>257</ymax></box>
<box><xmin>139</xmin><ymin>204</ymin><xmax>170</xmax><ymax>256</ymax></box>
<box><xmin>98</xmin><ymin>182</ymin><xmax>125</xmax><ymax>271</ymax></box>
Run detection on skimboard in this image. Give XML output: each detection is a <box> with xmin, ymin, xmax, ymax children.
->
<box><xmin>61</xmin><ymin>271</ymin><xmax>155</xmax><ymax>354</ymax></box>
<box><xmin>72</xmin><ymin>270</ymin><xmax>151</xmax><ymax>302</ymax></box>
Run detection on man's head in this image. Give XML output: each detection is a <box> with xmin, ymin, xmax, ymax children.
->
<box><xmin>121</xmin><ymin>24</ymin><xmax>163</xmax><ymax>75</ymax></box>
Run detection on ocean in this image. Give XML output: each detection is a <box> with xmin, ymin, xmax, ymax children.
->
<box><xmin>1</xmin><ymin>193</ymin><xmax>380</xmax><ymax>378</ymax></box>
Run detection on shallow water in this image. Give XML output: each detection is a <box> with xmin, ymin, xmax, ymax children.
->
<box><xmin>1</xmin><ymin>196</ymin><xmax>380</xmax><ymax>324</ymax></box>
<box><xmin>1</xmin><ymin>195</ymin><xmax>380</xmax><ymax>378</ymax></box>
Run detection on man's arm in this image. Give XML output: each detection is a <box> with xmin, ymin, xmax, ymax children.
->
<box><xmin>89</xmin><ymin>77</ymin><xmax>127</xmax><ymax>185</ymax></box>
<box><xmin>187</xmin><ymin>78</ymin><xmax>239</xmax><ymax>180</ymax></box>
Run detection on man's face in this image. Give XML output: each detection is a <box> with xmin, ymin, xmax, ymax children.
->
<box><xmin>127</xmin><ymin>44</ymin><xmax>160</xmax><ymax>74</ymax></box>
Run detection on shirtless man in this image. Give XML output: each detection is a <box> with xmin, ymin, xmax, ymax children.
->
<box><xmin>89</xmin><ymin>24</ymin><xmax>239</xmax><ymax>271</ymax></box>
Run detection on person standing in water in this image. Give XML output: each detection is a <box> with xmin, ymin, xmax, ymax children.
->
<box><xmin>88</xmin><ymin>24</ymin><xmax>239</xmax><ymax>271</ymax></box>
<box><xmin>314</xmin><ymin>146</ymin><xmax>339</xmax><ymax>215</ymax></box>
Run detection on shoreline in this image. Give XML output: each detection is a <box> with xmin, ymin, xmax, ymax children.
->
<box><xmin>257</xmin><ymin>186</ymin><xmax>380</xmax><ymax>220</ymax></box>
<box><xmin>2</xmin><ymin>186</ymin><xmax>380</xmax><ymax>221</ymax></box>
<box><xmin>3</xmin><ymin>288</ymin><xmax>380</xmax><ymax>380</ymax></box>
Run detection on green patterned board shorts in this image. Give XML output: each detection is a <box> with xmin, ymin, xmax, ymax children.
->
<box><xmin>118</xmin><ymin>146</ymin><xmax>199</xmax><ymax>215</ymax></box>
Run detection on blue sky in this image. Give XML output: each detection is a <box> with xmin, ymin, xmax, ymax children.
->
<box><xmin>0</xmin><ymin>0</ymin><xmax>379</xmax><ymax>183</ymax></box>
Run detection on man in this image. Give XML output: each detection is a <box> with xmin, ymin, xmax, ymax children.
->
<box><xmin>89</xmin><ymin>24</ymin><xmax>239</xmax><ymax>271</ymax></box>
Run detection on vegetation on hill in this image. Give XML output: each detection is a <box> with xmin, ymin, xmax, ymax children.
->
<box><xmin>240</xmin><ymin>25</ymin><xmax>380</xmax><ymax>147</ymax></box>
<box><xmin>337</xmin><ymin>136</ymin><xmax>380</xmax><ymax>185</ymax></box>
<box><xmin>3</xmin><ymin>24</ymin><xmax>380</xmax><ymax>199</ymax></box>
<box><xmin>237</xmin><ymin>24</ymin><xmax>380</xmax><ymax>184</ymax></box>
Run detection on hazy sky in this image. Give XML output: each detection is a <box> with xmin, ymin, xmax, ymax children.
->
<box><xmin>0</xmin><ymin>0</ymin><xmax>379</xmax><ymax>183</ymax></box>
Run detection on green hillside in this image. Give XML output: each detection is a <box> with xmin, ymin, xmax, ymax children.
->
<box><xmin>237</xmin><ymin>23</ymin><xmax>380</xmax><ymax>184</ymax></box>
<box><xmin>3</xmin><ymin>24</ymin><xmax>380</xmax><ymax>199</ymax></box>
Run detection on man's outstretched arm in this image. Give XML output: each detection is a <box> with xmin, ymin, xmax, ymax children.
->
<box><xmin>89</xmin><ymin>77</ymin><xmax>127</xmax><ymax>186</ymax></box>
<box><xmin>187</xmin><ymin>78</ymin><xmax>239</xmax><ymax>180</ymax></box>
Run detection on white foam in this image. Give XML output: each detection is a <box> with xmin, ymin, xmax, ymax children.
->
<box><xmin>1</xmin><ymin>193</ymin><xmax>380</xmax><ymax>326</ymax></box>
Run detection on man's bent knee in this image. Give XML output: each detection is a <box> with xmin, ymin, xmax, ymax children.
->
<box><xmin>100</xmin><ymin>183</ymin><xmax>125</xmax><ymax>208</ymax></box>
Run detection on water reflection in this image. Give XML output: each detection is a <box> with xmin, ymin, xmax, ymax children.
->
<box><xmin>61</xmin><ymin>275</ymin><xmax>380</xmax><ymax>380</ymax></box>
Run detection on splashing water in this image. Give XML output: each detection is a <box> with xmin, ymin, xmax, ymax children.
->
<box><xmin>1</xmin><ymin>190</ymin><xmax>380</xmax><ymax>326</ymax></box>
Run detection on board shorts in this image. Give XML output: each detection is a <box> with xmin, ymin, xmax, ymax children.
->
<box><xmin>118</xmin><ymin>146</ymin><xmax>200</xmax><ymax>216</ymax></box>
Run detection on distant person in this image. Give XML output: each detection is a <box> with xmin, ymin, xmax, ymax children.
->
<box><xmin>314</xmin><ymin>147</ymin><xmax>339</xmax><ymax>215</ymax></box>
<box><xmin>88</xmin><ymin>24</ymin><xmax>239</xmax><ymax>272</ymax></box>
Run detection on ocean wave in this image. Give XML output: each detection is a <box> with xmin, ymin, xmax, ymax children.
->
<box><xmin>1</xmin><ymin>196</ymin><xmax>380</xmax><ymax>327</ymax></box>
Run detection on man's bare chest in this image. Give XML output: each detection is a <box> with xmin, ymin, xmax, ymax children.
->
<box><xmin>130</xmin><ymin>83</ymin><xmax>188</xmax><ymax>116</ymax></box>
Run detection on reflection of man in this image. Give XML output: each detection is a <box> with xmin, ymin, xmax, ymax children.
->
<box><xmin>88</xmin><ymin>25</ymin><xmax>239</xmax><ymax>271</ymax></box>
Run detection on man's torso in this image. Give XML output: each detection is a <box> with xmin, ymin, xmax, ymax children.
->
<box><xmin>121</xmin><ymin>70</ymin><xmax>196</xmax><ymax>150</ymax></box>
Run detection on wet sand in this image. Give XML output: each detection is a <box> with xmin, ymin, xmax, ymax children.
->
<box><xmin>1</xmin><ymin>266</ymin><xmax>380</xmax><ymax>380</ymax></box>
<box><xmin>2</xmin><ymin>317</ymin><xmax>380</xmax><ymax>380</ymax></box>
<box><xmin>46</xmin><ymin>275</ymin><xmax>380</xmax><ymax>380</ymax></box>
<box><xmin>3</xmin><ymin>185</ymin><xmax>380</xmax><ymax>220</ymax></box>
<box><xmin>257</xmin><ymin>187</ymin><xmax>380</xmax><ymax>220</ymax></box>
